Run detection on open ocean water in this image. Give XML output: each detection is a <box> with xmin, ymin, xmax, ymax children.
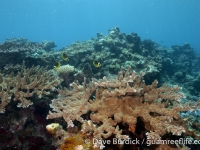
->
<box><xmin>0</xmin><ymin>0</ymin><xmax>200</xmax><ymax>50</ymax></box>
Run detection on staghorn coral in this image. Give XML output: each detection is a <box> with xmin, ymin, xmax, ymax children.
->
<box><xmin>47</xmin><ymin>66</ymin><xmax>191</xmax><ymax>148</ymax></box>
<box><xmin>47</xmin><ymin>77</ymin><xmax>95</xmax><ymax>127</ymax></box>
<box><xmin>0</xmin><ymin>61</ymin><xmax>62</xmax><ymax>113</ymax></box>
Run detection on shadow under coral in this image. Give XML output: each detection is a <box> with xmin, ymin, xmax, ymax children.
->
<box><xmin>0</xmin><ymin>100</ymin><xmax>56</xmax><ymax>150</ymax></box>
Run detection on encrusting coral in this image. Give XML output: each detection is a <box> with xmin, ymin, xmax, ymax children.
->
<box><xmin>0</xmin><ymin>61</ymin><xmax>62</xmax><ymax>113</ymax></box>
<box><xmin>47</xmin><ymin>66</ymin><xmax>194</xmax><ymax>149</ymax></box>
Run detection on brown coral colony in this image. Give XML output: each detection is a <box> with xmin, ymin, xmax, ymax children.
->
<box><xmin>0</xmin><ymin>27</ymin><xmax>200</xmax><ymax>150</ymax></box>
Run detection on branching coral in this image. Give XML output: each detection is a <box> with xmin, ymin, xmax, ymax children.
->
<box><xmin>47</xmin><ymin>78</ymin><xmax>95</xmax><ymax>127</ymax></box>
<box><xmin>47</xmin><ymin>66</ymin><xmax>192</xmax><ymax>148</ymax></box>
<box><xmin>0</xmin><ymin>61</ymin><xmax>62</xmax><ymax>113</ymax></box>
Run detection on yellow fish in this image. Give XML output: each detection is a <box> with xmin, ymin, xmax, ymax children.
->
<box><xmin>62</xmin><ymin>53</ymin><xmax>69</xmax><ymax>61</ymax></box>
<box><xmin>93</xmin><ymin>60</ymin><xmax>101</xmax><ymax>68</ymax></box>
<box><xmin>54</xmin><ymin>62</ymin><xmax>61</xmax><ymax>70</ymax></box>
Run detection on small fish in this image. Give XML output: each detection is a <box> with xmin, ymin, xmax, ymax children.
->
<box><xmin>62</xmin><ymin>53</ymin><xmax>69</xmax><ymax>61</ymax></box>
<box><xmin>93</xmin><ymin>60</ymin><xmax>101</xmax><ymax>68</ymax></box>
<box><xmin>54</xmin><ymin>62</ymin><xmax>61</xmax><ymax>70</ymax></box>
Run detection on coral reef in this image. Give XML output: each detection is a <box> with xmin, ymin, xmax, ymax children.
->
<box><xmin>47</xmin><ymin>77</ymin><xmax>93</xmax><ymax>128</ymax></box>
<box><xmin>47</xmin><ymin>66</ymin><xmax>193</xmax><ymax>149</ymax></box>
<box><xmin>0</xmin><ymin>38</ymin><xmax>43</xmax><ymax>53</ymax></box>
<box><xmin>1</xmin><ymin>27</ymin><xmax>200</xmax><ymax>149</ymax></box>
<box><xmin>0</xmin><ymin>38</ymin><xmax>57</xmax><ymax>69</ymax></box>
<box><xmin>42</xmin><ymin>40</ymin><xmax>57</xmax><ymax>51</ymax></box>
<box><xmin>57</xmin><ymin>27</ymin><xmax>161</xmax><ymax>83</ymax></box>
<box><xmin>0</xmin><ymin>61</ymin><xmax>62</xmax><ymax>113</ymax></box>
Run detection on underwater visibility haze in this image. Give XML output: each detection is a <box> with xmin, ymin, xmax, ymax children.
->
<box><xmin>1</xmin><ymin>0</ymin><xmax>200</xmax><ymax>150</ymax></box>
<box><xmin>1</xmin><ymin>0</ymin><xmax>200</xmax><ymax>50</ymax></box>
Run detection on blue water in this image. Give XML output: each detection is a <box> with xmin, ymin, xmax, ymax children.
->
<box><xmin>1</xmin><ymin>0</ymin><xmax>200</xmax><ymax>50</ymax></box>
